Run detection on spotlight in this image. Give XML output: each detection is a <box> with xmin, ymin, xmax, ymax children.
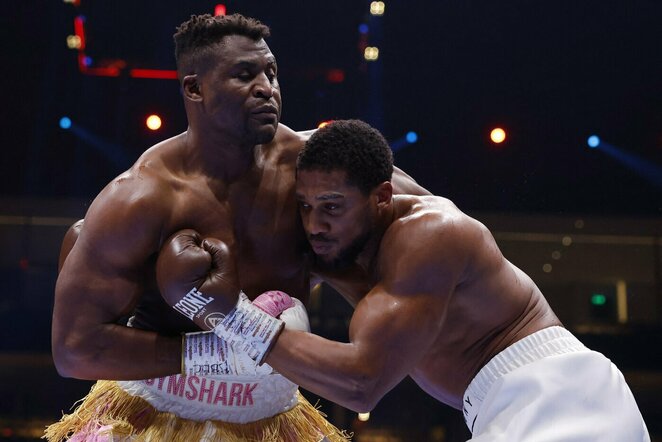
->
<box><xmin>390</xmin><ymin>131</ymin><xmax>420</xmax><ymax>152</ymax></box>
<box><xmin>587</xmin><ymin>135</ymin><xmax>600</xmax><ymax>148</ymax></box>
<box><xmin>370</xmin><ymin>1</ymin><xmax>385</xmax><ymax>15</ymax></box>
<box><xmin>358</xmin><ymin>24</ymin><xmax>369</xmax><ymax>34</ymax></box>
<box><xmin>364</xmin><ymin>47</ymin><xmax>379</xmax><ymax>61</ymax></box>
<box><xmin>59</xmin><ymin>117</ymin><xmax>72</xmax><ymax>129</ymax></box>
<box><xmin>318</xmin><ymin>120</ymin><xmax>333</xmax><ymax>129</ymax></box>
<box><xmin>146</xmin><ymin>115</ymin><xmax>162</xmax><ymax>131</ymax></box>
<box><xmin>66</xmin><ymin>35</ymin><xmax>81</xmax><ymax>49</ymax></box>
<box><xmin>490</xmin><ymin>128</ymin><xmax>506</xmax><ymax>144</ymax></box>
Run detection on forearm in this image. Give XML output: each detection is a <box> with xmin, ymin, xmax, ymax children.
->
<box><xmin>53</xmin><ymin>323</ymin><xmax>182</xmax><ymax>380</ymax></box>
<box><xmin>266</xmin><ymin>329</ymin><xmax>382</xmax><ymax>412</ymax></box>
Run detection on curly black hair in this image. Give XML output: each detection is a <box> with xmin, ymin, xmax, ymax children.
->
<box><xmin>297</xmin><ymin>120</ymin><xmax>393</xmax><ymax>194</ymax></box>
<box><xmin>173</xmin><ymin>13</ymin><xmax>270</xmax><ymax>78</ymax></box>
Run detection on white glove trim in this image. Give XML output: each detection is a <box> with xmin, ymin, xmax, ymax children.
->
<box><xmin>212</xmin><ymin>292</ymin><xmax>284</xmax><ymax>365</ymax></box>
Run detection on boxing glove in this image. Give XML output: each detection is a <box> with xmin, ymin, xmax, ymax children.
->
<box><xmin>157</xmin><ymin>229</ymin><xmax>285</xmax><ymax>366</ymax></box>
<box><xmin>156</xmin><ymin>228</ymin><xmax>241</xmax><ymax>328</ymax></box>
<box><xmin>253</xmin><ymin>290</ymin><xmax>311</xmax><ymax>333</ymax></box>
<box><xmin>180</xmin><ymin>291</ymin><xmax>308</xmax><ymax>376</ymax></box>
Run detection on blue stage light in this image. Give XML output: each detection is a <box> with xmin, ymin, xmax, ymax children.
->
<box><xmin>59</xmin><ymin>117</ymin><xmax>72</xmax><ymax>130</ymax></box>
<box><xmin>406</xmin><ymin>131</ymin><xmax>418</xmax><ymax>143</ymax></box>
<box><xmin>587</xmin><ymin>135</ymin><xmax>600</xmax><ymax>148</ymax></box>
<box><xmin>358</xmin><ymin>23</ymin><xmax>369</xmax><ymax>34</ymax></box>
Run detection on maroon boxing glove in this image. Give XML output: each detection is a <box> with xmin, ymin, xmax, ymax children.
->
<box><xmin>157</xmin><ymin>229</ymin><xmax>286</xmax><ymax>368</ymax></box>
<box><xmin>156</xmin><ymin>229</ymin><xmax>240</xmax><ymax>330</ymax></box>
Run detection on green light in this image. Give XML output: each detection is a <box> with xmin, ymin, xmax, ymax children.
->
<box><xmin>591</xmin><ymin>294</ymin><xmax>607</xmax><ymax>306</ymax></box>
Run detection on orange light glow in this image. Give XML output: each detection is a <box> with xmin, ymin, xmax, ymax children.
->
<box><xmin>146</xmin><ymin>115</ymin><xmax>162</xmax><ymax>131</ymax></box>
<box><xmin>490</xmin><ymin>127</ymin><xmax>506</xmax><ymax>144</ymax></box>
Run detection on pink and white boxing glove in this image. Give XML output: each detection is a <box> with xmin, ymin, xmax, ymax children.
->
<box><xmin>180</xmin><ymin>290</ymin><xmax>309</xmax><ymax>374</ymax></box>
<box><xmin>253</xmin><ymin>290</ymin><xmax>311</xmax><ymax>333</ymax></box>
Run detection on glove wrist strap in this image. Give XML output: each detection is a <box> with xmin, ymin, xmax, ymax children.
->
<box><xmin>212</xmin><ymin>292</ymin><xmax>284</xmax><ymax>365</ymax></box>
<box><xmin>182</xmin><ymin>331</ymin><xmax>232</xmax><ymax>376</ymax></box>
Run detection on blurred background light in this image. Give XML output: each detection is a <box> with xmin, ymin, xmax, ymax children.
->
<box><xmin>588</xmin><ymin>135</ymin><xmax>600</xmax><ymax>148</ymax></box>
<box><xmin>59</xmin><ymin>117</ymin><xmax>72</xmax><ymax>130</ymax></box>
<box><xmin>66</xmin><ymin>35</ymin><xmax>81</xmax><ymax>49</ymax></box>
<box><xmin>490</xmin><ymin>127</ymin><xmax>506</xmax><ymax>144</ymax></box>
<box><xmin>214</xmin><ymin>4</ymin><xmax>226</xmax><ymax>16</ymax></box>
<box><xmin>591</xmin><ymin>293</ymin><xmax>607</xmax><ymax>306</ymax></box>
<box><xmin>364</xmin><ymin>46</ymin><xmax>379</xmax><ymax>61</ymax></box>
<box><xmin>146</xmin><ymin>114</ymin><xmax>162</xmax><ymax>131</ymax></box>
<box><xmin>370</xmin><ymin>1</ymin><xmax>385</xmax><ymax>16</ymax></box>
<box><xmin>326</xmin><ymin>69</ymin><xmax>345</xmax><ymax>83</ymax></box>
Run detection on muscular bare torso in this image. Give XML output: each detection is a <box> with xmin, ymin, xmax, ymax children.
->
<box><xmin>319</xmin><ymin>195</ymin><xmax>561</xmax><ymax>409</ymax></box>
<box><xmin>113</xmin><ymin>124</ymin><xmax>311</xmax><ymax>334</ymax></box>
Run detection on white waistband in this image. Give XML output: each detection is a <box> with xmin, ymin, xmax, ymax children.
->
<box><xmin>462</xmin><ymin>326</ymin><xmax>586</xmax><ymax>432</ymax></box>
<box><xmin>117</xmin><ymin>371</ymin><xmax>298</xmax><ymax>424</ymax></box>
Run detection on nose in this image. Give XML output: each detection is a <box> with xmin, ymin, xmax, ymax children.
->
<box><xmin>304</xmin><ymin>210</ymin><xmax>329</xmax><ymax>236</ymax></box>
<box><xmin>253</xmin><ymin>73</ymin><xmax>274</xmax><ymax>99</ymax></box>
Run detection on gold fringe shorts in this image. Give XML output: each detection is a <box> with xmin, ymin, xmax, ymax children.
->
<box><xmin>44</xmin><ymin>375</ymin><xmax>351</xmax><ymax>442</ymax></box>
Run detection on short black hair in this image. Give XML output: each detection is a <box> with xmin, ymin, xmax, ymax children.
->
<box><xmin>297</xmin><ymin>120</ymin><xmax>393</xmax><ymax>194</ymax></box>
<box><xmin>173</xmin><ymin>13</ymin><xmax>270</xmax><ymax>78</ymax></box>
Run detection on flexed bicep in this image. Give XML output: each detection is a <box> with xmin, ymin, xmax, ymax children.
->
<box><xmin>52</xmin><ymin>178</ymin><xmax>180</xmax><ymax>380</ymax></box>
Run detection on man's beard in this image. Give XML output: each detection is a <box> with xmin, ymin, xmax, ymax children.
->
<box><xmin>313</xmin><ymin>230</ymin><xmax>372</xmax><ymax>273</ymax></box>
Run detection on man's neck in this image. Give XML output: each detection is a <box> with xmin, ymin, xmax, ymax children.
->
<box><xmin>183</xmin><ymin>127</ymin><xmax>260</xmax><ymax>183</ymax></box>
<box><xmin>355</xmin><ymin>204</ymin><xmax>396</xmax><ymax>276</ymax></box>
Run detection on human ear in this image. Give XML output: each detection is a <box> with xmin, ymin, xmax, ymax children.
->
<box><xmin>182</xmin><ymin>75</ymin><xmax>202</xmax><ymax>101</ymax></box>
<box><xmin>374</xmin><ymin>181</ymin><xmax>393</xmax><ymax>207</ymax></box>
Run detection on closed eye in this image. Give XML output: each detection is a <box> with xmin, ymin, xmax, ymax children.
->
<box><xmin>236</xmin><ymin>70</ymin><xmax>253</xmax><ymax>81</ymax></box>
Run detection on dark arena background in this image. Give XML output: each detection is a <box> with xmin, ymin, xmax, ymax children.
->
<box><xmin>2</xmin><ymin>1</ymin><xmax>661</xmax><ymax>440</ymax></box>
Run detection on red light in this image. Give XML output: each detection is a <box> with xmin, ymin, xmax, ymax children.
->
<box><xmin>130</xmin><ymin>69</ymin><xmax>178</xmax><ymax>80</ymax></box>
<box><xmin>70</xmin><ymin>14</ymin><xmax>181</xmax><ymax>81</ymax></box>
<box><xmin>215</xmin><ymin>4</ymin><xmax>227</xmax><ymax>16</ymax></box>
<box><xmin>73</xmin><ymin>16</ymin><xmax>86</xmax><ymax>50</ymax></box>
<box><xmin>85</xmin><ymin>67</ymin><xmax>121</xmax><ymax>77</ymax></box>
<box><xmin>19</xmin><ymin>258</ymin><xmax>29</xmax><ymax>270</ymax></box>
<box><xmin>326</xmin><ymin>69</ymin><xmax>345</xmax><ymax>84</ymax></box>
<box><xmin>77</xmin><ymin>53</ymin><xmax>86</xmax><ymax>71</ymax></box>
<box><xmin>318</xmin><ymin>120</ymin><xmax>334</xmax><ymax>129</ymax></box>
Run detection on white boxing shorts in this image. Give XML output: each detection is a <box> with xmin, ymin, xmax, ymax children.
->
<box><xmin>463</xmin><ymin>326</ymin><xmax>650</xmax><ymax>441</ymax></box>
